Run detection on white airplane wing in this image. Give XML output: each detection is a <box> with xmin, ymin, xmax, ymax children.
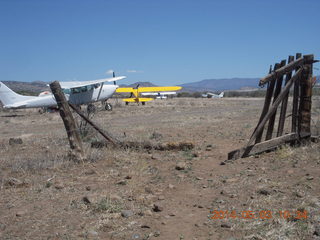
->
<box><xmin>58</xmin><ymin>76</ymin><xmax>126</xmax><ymax>89</ymax></box>
<box><xmin>141</xmin><ymin>91</ymin><xmax>177</xmax><ymax>96</ymax></box>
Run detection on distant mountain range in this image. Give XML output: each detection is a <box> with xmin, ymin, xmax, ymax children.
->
<box><xmin>120</xmin><ymin>82</ymin><xmax>157</xmax><ymax>88</ymax></box>
<box><xmin>2</xmin><ymin>81</ymin><xmax>49</xmax><ymax>94</ymax></box>
<box><xmin>179</xmin><ymin>78</ymin><xmax>260</xmax><ymax>92</ymax></box>
<box><xmin>1</xmin><ymin>76</ymin><xmax>319</xmax><ymax>94</ymax></box>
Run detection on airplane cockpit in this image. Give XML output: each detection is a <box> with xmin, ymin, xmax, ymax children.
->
<box><xmin>69</xmin><ymin>84</ymin><xmax>98</xmax><ymax>94</ymax></box>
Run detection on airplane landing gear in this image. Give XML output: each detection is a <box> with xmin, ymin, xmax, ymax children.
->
<box><xmin>105</xmin><ymin>103</ymin><xmax>112</xmax><ymax>111</ymax></box>
<box><xmin>87</xmin><ymin>104</ymin><xmax>96</xmax><ymax>114</ymax></box>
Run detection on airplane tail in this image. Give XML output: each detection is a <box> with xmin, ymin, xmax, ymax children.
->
<box><xmin>0</xmin><ymin>82</ymin><xmax>32</xmax><ymax>106</ymax></box>
<box><xmin>219</xmin><ymin>92</ymin><xmax>224</xmax><ymax>98</ymax></box>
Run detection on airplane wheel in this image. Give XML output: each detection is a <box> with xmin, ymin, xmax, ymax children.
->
<box><xmin>87</xmin><ymin>104</ymin><xmax>96</xmax><ymax>114</ymax></box>
<box><xmin>105</xmin><ymin>103</ymin><xmax>112</xmax><ymax>111</ymax></box>
<box><xmin>125</xmin><ymin>102</ymin><xmax>129</xmax><ymax>105</ymax></box>
<box><xmin>142</xmin><ymin>102</ymin><xmax>146</xmax><ymax>106</ymax></box>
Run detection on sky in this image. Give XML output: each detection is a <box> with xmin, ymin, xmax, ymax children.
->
<box><xmin>0</xmin><ymin>0</ymin><xmax>319</xmax><ymax>85</ymax></box>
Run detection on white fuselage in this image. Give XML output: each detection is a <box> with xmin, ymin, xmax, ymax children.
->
<box><xmin>2</xmin><ymin>84</ymin><xmax>118</xmax><ymax>109</ymax></box>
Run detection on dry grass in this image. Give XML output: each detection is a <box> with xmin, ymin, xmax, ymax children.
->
<box><xmin>0</xmin><ymin>97</ymin><xmax>319</xmax><ymax>240</ymax></box>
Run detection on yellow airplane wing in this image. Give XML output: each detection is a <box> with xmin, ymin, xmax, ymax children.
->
<box><xmin>137</xmin><ymin>86</ymin><xmax>182</xmax><ymax>92</ymax></box>
<box><xmin>116</xmin><ymin>87</ymin><xmax>135</xmax><ymax>93</ymax></box>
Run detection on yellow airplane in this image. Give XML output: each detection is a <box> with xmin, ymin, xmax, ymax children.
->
<box><xmin>116</xmin><ymin>84</ymin><xmax>182</xmax><ymax>105</ymax></box>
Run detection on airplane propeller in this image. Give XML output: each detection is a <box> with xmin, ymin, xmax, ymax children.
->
<box><xmin>113</xmin><ymin>72</ymin><xmax>116</xmax><ymax>85</ymax></box>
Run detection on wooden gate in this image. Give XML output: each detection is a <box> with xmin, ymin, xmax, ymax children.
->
<box><xmin>228</xmin><ymin>54</ymin><xmax>318</xmax><ymax>160</ymax></box>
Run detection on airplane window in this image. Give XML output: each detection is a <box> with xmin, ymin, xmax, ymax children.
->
<box><xmin>71</xmin><ymin>88</ymin><xmax>81</xmax><ymax>94</ymax></box>
<box><xmin>94</xmin><ymin>83</ymin><xmax>100</xmax><ymax>88</ymax></box>
<box><xmin>87</xmin><ymin>85</ymin><xmax>93</xmax><ymax>91</ymax></box>
<box><xmin>63</xmin><ymin>89</ymin><xmax>71</xmax><ymax>94</ymax></box>
<box><xmin>81</xmin><ymin>86</ymin><xmax>87</xmax><ymax>92</ymax></box>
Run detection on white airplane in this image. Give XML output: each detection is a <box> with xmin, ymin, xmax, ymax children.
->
<box><xmin>141</xmin><ymin>91</ymin><xmax>177</xmax><ymax>99</ymax></box>
<box><xmin>202</xmin><ymin>92</ymin><xmax>224</xmax><ymax>98</ymax></box>
<box><xmin>0</xmin><ymin>76</ymin><xmax>126</xmax><ymax>112</ymax></box>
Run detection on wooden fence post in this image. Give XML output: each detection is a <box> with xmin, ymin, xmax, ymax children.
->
<box><xmin>50</xmin><ymin>81</ymin><xmax>86</xmax><ymax>162</ymax></box>
<box><xmin>277</xmin><ymin>55</ymin><xmax>294</xmax><ymax>137</ymax></box>
<box><xmin>266</xmin><ymin>60</ymin><xmax>286</xmax><ymax>140</ymax></box>
<box><xmin>254</xmin><ymin>64</ymin><xmax>277</xmax><ymax>144</ymax></box>
<box><xmin>298</xmin><ymin>54</ymin><xmax>314</xmax><ymax>137</ymax></box>
<box><xmin>291</xmin><ymin>53</ymin><xmax>302</xmax><ymax>133</ymax></box>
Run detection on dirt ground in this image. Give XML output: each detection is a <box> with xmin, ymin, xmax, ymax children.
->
<box><xmin>0</xmin><ymin>97</ymin><xmax>319</xmax><ymax>240</ymax></box>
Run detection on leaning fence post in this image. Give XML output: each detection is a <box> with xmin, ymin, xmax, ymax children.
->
<box><xmin>298</xmin><ymin>54</ymin><xmax>314</xmax><ymax>138</ymax></box>
<box><xmin>50</xmin><ymin>81</ymin><xmax>86</xmax><ymax>162</ymax></box>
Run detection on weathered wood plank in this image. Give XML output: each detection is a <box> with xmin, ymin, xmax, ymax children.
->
<box><xmin>254</xmin><ymin>64</ymin><xmax>278</xmax><ymax>144</ymax></box>
<box><xmin>228</xmin><ymin>133</ymin><xmax>298</xmax><ymax>160</ymax></box>
<box><xmin>242</xmin><ymin>69</ymin><xmax>302</xmax><ymax>157</ymax></box>
<box><xmin>277</xmin><ymin>56</ymin><xmax>294</xmax><ymax>137</ymax></box>
<box><xmin>298</xmin><ymin>54</ymin><xmax>314</xmax><ymax>136</ymax></box>
<box><xmin>50</xmin><ymin>81</ymin><xmax>85</xmax><ymax>162</ymax></box>
<box><xmin>259</xmin><ymin>57</ymin><xmax>304</xmax><ymax>86</ymax></box>
<box><xmin>291</xmin><ymin>53</ymin><xmax>302</xmax><ymax>133</ymax></box>
<box><xmin>266</xmin><ymin>60</ymin><xmax>286</xmax><ymax>140</ymax></box>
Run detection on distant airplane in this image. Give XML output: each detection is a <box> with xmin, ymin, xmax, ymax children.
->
<box><xmin>0</xmin><ymin>76</ymin><xmax>126</xmax><ymax>112</ymax></box>
<box><xmin>202</xmin><ymin>92</ymin><xmax>224</xmax><ymax>98</ymax></box>
<box><xmin>116</xmin><ymin>85</ymin><xmax>182</xmax><ymax>105</ymax></box>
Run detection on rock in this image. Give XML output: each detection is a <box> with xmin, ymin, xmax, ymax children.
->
<box><xmin>220</xmin><ymin>161</ymin><xmax>226</xmax><ymax>165</ymax></box>
<box><xmin>144</xmin><ymin>209</ymin><xmax>153</xmax><ymax>216</ymax></box>
<box><xmin>221</xmin><ymin>223</ymin><xmax>231</xmax><ymax>228</ymax></box>
<box><xmin>84</xmin><ymin>169</ymin><xmax>96</xmax><ymax>175</ymax></box>
<box><xmin>87</xmin><ymin>230</ymin><xmax>98</xmax><ymax>237</ymax></box>
<box><xmin>307</xmin><ymin>176</ymin><xmax>314</xmax><ymax>180</ymax></box>
<box><xmin>86</xmin><ymin>186</ymin><xmax>91</xmax><ymax>191</ymax></box>
<box><xmin>125</xmin><ymin>175</ymin><xmax>132</xmax><ymax>179</ymax></box>
<box><xmin>132</xmin><ymin>233</ymin><xmax>141</xmax><ymax>239</ymax></box>
<box><xmin>110</xmin><ymin>194</ymin><xmax>122</xmax><ymax>201</ymax></box>
<box><xmin>175</xmin><ymin>162</ymin><xmax>186</xmax><ymax>170</ymax></box>
<box><xmin>4</xmin><ymin>178</ymin><xmax>28</xmax><ymax>188</ymax></box>
<box><xmin>54</xmin><ymin>183</ymin><xmax>64</xmax><ymax>190</ymax></box>
<box><xmin>226</xmin><ymin>178</ymin><xmax>238</xmax><ymax>183</ymax></box>
<box><xmin>153</xmin><ymin>203</ymin><xmax>163</xmax><ymax>212</ymax></box>
<box><xmin>9</xmin><ymin>138</ymin><xmax>23</xmax><ymax>145</ymax></box>
<box><xmin>196</xmin><ymin>177</ymin><xmax>203</xmax><ymax>180</ymax></box>
<box><xmin>16</xmin><ymin>211</ymin><xmax>26</xmax><ymax>217</ymax></box>
<box><xmin>83</xmin><ymin>196</ymin><xmax>91</xmax><ymax>205</ymax></box>
<box><xmin>158</xmin><ymin>195</ymin><xmax>165</xmax><ymax>200</ymax></box>
<box><xmin>121</xmin><ymin>210</ymin><xmax>134</xmax><ymax>218</ymax></box>
<box><xmin>257</xmin><ymin>189</ymin><xmax>271</xmax><ymax>196</ymax></box>
<box><xmin>230</xmin><ymin>194</ymin><xmax>237</xmax><ymax>198</ymax></box>
<box><xmin>4</xmin><ymin>177</ymin><xmax>23</xmax><ymax>186</ymax></box>
<box><xmin>154</xmin><ymin>231</ymin><xmax>160</xmax><ymax>237</ymax></box>
<box><xmin>168</xmin><ymin>184</ymin><xmax>174</xmax><ymax>189</ymax></box>
<box><xmin>116</xmin><ymin>180</ymin><xmax>127</xmax><ymax>185</ymax></box>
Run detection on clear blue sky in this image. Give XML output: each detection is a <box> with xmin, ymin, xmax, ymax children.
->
<box><xmin>0</xmin><ymin>0</ymin><xmax>319</xmax><ymax>85</ymax></box>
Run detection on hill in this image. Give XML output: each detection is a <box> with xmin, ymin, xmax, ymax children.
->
<box><xmin>2</xmin><ymin>81</ymin><xmax>49</xmax><ymax>94</ymax></box>
<box><xmin>120</xmin><ymin>82</ymin><xmax>157</xmax><ymax>88</ymax></box>
<box><xmin>179</xmin><ymin>78</ymin><xmax>260</xmax><ymax>92</ymax></box>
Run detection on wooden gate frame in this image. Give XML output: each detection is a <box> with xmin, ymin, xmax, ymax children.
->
<box><xmin>228</xmin><ymin>53</ymin><xmax>318</xmax><ymax>160</ymax></box>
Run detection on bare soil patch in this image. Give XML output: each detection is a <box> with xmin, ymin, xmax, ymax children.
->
<box><xmin>0</xmin><ymin>97</ymin><xmax>319</xmax><ymax>240</ymax></box>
